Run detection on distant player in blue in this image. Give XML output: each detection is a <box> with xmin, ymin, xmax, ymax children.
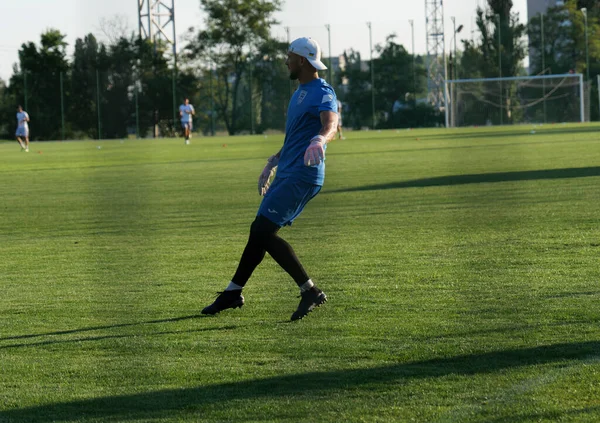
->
<box><xmin>202</xmin><ymin>37</ymin><xmax>339</xmax><ymax>321</ymax></box>
<box><xmin>15</xmin><ymin>105</ymin><xmax>30</xmax><ymax>152</ymax></box>
<box><xmin>179</xmin><ymin>98</ymin><xmax>195</xmax><ymax>145</ymax></box>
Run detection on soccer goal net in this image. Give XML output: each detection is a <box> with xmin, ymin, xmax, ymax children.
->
<box><xmin>445</xmin><ymin>73</ymin><xmax>585</xmax><ymax>127</ymax></box>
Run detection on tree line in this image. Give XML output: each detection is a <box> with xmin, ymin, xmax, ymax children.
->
<box><xmin>0</xmin><ymin>0</ymin><xmax>598</xmax><ymax>140</ymax></box>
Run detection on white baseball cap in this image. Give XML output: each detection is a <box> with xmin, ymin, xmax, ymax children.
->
<box><xmin>289</xmin><ymin>37</ymin><xmax>328</xmax><ymax>71</ymax></box>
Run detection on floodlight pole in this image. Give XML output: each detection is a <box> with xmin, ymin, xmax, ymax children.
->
<box><xmin>541</xmin><ymin>13</ymin><xmax>547</xmax><ymax>123</ymax></box>
<box><xmin>23</xmin><ymin>71</ymin><xmax>28</xmax><ymax>111</ymax></box>
<box><xmin>409</xmin><ymin>19</ymin><xmax>416</xmax><ymax>99</ymax></box>
<box><xmin>496</xmin><ymin>14</ymin><xmax>503</xmax><ymax>125</ymax></box>
<box><xmin>209</xmin><ymin>57</ymin><xmax>215</xmax><ymax>136</ymax></box>
<box><xmin>597</xmin><ymin>74</ymin><xmax>600</xmax><ymax>122</ymax></box>
<box><xmin>96</xmin><ymin>69</ymin><xmax>102</xmax><ymax>140</ymax></box>
<box><xmin>579</xmin><ymin>73</ymin><xmax>585</xmax><ymax>123</ymax></box>
<box><xmin>582</xmin><ymin>8</ymin><xmax>589</xmax><ymax>123</ymax></box>
<box><xmin>367</xmin><ymin>22</ymin><xmax>376</xmax><ymax>129</ymax></box>
<box><xmin>325</xmin><ymin>24</ymin><xmax>333</xmax><ymax>84</ymax></box>
<box><xmin>286</xmin><ymin>26</ymin><xmax>292</xmax><ymax>100</ymax></box>
<box><xmin>172</xmin><ymin>0</ymin><xmax>178</xmax><ymax>132</ymax></box>
<box><xmin>451</xmin><ymin>17</ymin><xmax>459</xmax><ymax>127</ymax></box>
<box><xmin>60</xmin><ymin>72</ymin><xmax>65</xmax><ymax>140</ymax></box>
<box><xmin>581</xmin><ymin>8</ymin><xmax>589</xmax><ymax>82</ymax></box>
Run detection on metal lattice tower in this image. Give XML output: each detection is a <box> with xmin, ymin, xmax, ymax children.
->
<box><xmin>425</xmin><ymin>0</ymin><xmax>447</xmax><ymax>110</ymax></box>
<box><xmin>138</xmin><ymin>0</ymin><xmax>177</xmax><ymax>56</ymax></box>
<box><xmin>138</xmin><ymin>0</ymin><xmax>178</xmax><ymax>136</ymax></box>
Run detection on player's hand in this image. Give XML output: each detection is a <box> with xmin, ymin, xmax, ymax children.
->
<box><xmin>304</xmin><ymin>135</ymin><xmax>326</xmax><ymax>166</ymax></box>
<box><xmin>258</xmin><ymin>155</ymin><xmax>279</xmax><ymax>196</ymax></box>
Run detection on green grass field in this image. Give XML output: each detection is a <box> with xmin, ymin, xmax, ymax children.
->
<box><xmin>1</xmin><ymin>124</ymin><xmax>599</xmax><ymax>422</ymax></box>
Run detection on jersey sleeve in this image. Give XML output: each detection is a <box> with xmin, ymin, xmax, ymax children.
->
<box><xmin>317</xmin><ymin>86</ymin><xmax>338</xmax><ymax>113</ymax></box>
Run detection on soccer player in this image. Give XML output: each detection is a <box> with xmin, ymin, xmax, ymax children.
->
<box><xmin>336</xmin><ymin>99</ymin><xmax>344</xmax><ymax>140</ymax></box>
<box><xmin>179</xmin><ymin>98</ymin><xmax>195</xmax><ymax>144</ymax></box>
<box><xmin>15</xmin><ymin>105</ymin><xmax>30</xmax><ymax>152</ymax></box>
<box><xmin>202</xmin><ymin>37</ymin><xmax>339</xmax><ymax>321</ymax></box>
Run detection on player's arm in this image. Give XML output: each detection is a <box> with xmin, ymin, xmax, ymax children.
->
<box><xmin>190</xmin><ymin>106</ymin><xmax>195</xmax><ymax>116</ymax></box>
<box><xmin>303</xmin><ymin>111</ymin><xmax>338</xmax><ymax>166</ymax></box>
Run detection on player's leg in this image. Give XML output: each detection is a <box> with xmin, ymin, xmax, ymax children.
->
<box><xmin>257</xmin><ymin>212</ymin><xmax>326</xmax><ymax>321</ymax></box>
<box><xmin>185</xmin><ymin>123</ymin><xmax>191</xmax><ymax>144</ymax></box>
<box><xmin>201</xmin><ymin>214</ymin><xmax>318</xmax><ymax>316</ymax></box>
<box><xmin>201</xmin><ymin>218</ymin><xmax>268</xmax><ymax>315</ymax></box>
<box><xmin>181</xmin><ymin>122</ymin><xmax>188</xmax><ymax>144</ymax></box>
<box><xmin>15</xmin><ymin>128</ymin><xmax>25</xmax><ymax>150</ymax></box>
<box><xmin>202</xmin><ymin>178</ymin><xmax>326</xmax><ymax>319</ymax></box>
<box><xmin>24</xmin><ymin>131</ymin><xmax>29</xmax><ymax>152</ymax></box>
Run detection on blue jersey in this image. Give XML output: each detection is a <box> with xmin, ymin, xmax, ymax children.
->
<box><xmin>276</xmin><ymin>78</ymin><xmax>338</xmax><ymax>186</ymax></box>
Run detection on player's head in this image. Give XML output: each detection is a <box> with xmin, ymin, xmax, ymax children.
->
<box><xmin>286</xmin><ymin>37</ymin><xmax>327</xmax><ymax>81</ymax></box>
<box><xmin>17</xmin><ymin>105</ymin><xmax>23</xmax><ymax>112</ymax></box>
<box><xmin>183</xmin><ymin>98</ymin><xmax>189</xmax><ymax>105</ymax></box>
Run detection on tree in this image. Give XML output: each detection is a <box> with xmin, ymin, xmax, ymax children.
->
<box><xmin>70</xmin><ymin>34</ymin><xmax>109</xmax><ymax>138</ymax></box>
<box><xmin>248</xmin><ymin>38</ymin><xmax>289</xmax><ymax>133</ymax></box>
<box><xmin>3</xmin><ymin>30</ymin><xmax>71</xmax><ymax>140</ymax></box>
<box><xmin>528</xmin><ymin>0</ymin><xmax>600</xmax><ymax>76</ymax></box>
<box><xmin>185</xmin><ymin>0</ymin><xmax>282</xmax><ymax>135</ymax></box>
<box><xmin>373</xmin><ymin>35</ymin><xmax>426</xmax><ymax>126</ymax></box>
<box><xmin>336</xmin><ymin>49</ymin><xmax>370</xmax><ymax>129</ymax></box>
<box><xmin>528</xmin><ymin>0</ymin><xmax>600</xmax><ymax>121</ymax></box>
<box><xmin>0</xmin><ymin>78</ymin><xmax>11</xmax><ymax>138</ymax></box>
<box><xmin>338</xmin><ymin>36</ymin><xmax>429</xmax><ymax>129</ymax></box>
<box><xmin>456</xmin><ymin>0</ymin><xmax>527</xmax><ymax>125</ymax></box>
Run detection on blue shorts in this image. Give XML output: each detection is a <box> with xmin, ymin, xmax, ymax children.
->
<box><xmin>257</xmin><ymin>177</ymin><xmax>321</xmax><ymax>227</ymax></box>
<box><xmin>16</xmin><ymin>127</ymin><xmax>28</xmax><ymax>137</ymax></box>
<box><xmin>181</xmin><ymin>121</ymin><xmax>192</xmax><ymax>130</ymax></box>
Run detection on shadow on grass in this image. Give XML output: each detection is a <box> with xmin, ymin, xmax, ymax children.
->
<box><xmin>325</xmin><ymin>166</ymin><xmax>600</xmax><ymax>194</ymax></box>
<box><xmin>0</xmin><ymin>325</ymin><xmax>237</xmax><ymax>350</ymax></box>
<box><xmin>1</xmin><ymin>341</ymin><xmax>598</xmax><ymax>422</ymax></box>
<box><xmin>0</xmin><ymin>314</ymin><xmax>206</xmax><ymax>342</ymax></box>
<box><xmin>487</xmin><ymin>406</ymin><xmax>600</xmax><ymax>423</ymax></box>
<box><xmin>345</xmin><ymin>125</ymin><xmax>600</xmax><ymax>145</ymax></box>
<box><xmin>420</xmin><ymin>125</ymin><xmax>600</xmax><ymax>141</ymax></box>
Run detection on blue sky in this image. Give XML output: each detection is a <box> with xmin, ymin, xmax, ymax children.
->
<box><xmin>0</xmin><ymin>0</ymin><xmax>528</xmax><ymax>82</ymax></box>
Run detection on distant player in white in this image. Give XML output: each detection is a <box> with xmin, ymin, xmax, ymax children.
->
<box><xmin>16</xmin><ymin>105</ymin><xmax>30</xmax><ymax>152</ymax></box>
<box><xmin>336</xmin><ymin>99</ymin><xmax>344</xmax><ymax>140</ymax></box>
<box><xmin>179</xmin><ymin>98</ymin><xmax>195</xmax><ymax>145</ymax></box>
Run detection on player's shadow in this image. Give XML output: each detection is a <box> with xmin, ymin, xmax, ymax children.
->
<box><xmin>326</xmin><ymin>166</ymin><xmax>600</xmax><ymax>194</ymax></box>
<box><xmin>0</xmin><ymin>315</ymin><xmax>207</xmax><ymax>344</ymax></box>
<box><xmin>1</xmin><ymin>340</ymin><xmax>598</xmax><ymax>422</ymax></box>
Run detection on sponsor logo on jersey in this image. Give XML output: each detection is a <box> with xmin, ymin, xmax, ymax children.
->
<box><xmin>297</xmin><ymin>90</ymin><xmax>308</xmax><ymax>105</ymax></box>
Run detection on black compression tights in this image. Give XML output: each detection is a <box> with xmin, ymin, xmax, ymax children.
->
<box><xmin>231</xmin><ymin>215</ymin><xmax>310</xmax><ymax>287</ymax></box>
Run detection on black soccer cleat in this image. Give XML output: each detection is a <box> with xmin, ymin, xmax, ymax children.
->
<box><xmin>202</xmin><ymin>290</ymin><xmax>245</xmax><ymax>315</ymax></box>
<box><xmin>291</xmin><ymin>287</ymin><xmax>327</xmax><ymax>321</ymax></box>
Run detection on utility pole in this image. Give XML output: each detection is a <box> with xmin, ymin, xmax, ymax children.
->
<box><xmin>409</xmin><ymin>19</ymin><xmax>416</xmax><ymax>99</ymax></box>
<box><xmin>367</xmin><ymin>21</ymin><xmax>375</xmax><ymax>129</ymax></box>
<box><xmin>541</xmin><ymin>13</ymin><xmax>547</xmax><ymax>123</ymax></box>
<box><xmin>325</xmin><ymin>24</ymin><xmax>333</xmax><ymax>84</ymax></box>
<box><xmin>496</xmin><ymin>13</ymin><xmax>503</xmax><ymax>125</ymax></box>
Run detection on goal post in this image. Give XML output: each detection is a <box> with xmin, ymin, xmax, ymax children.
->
<box><xmin>445</xmin><ymin>73</ymin><xmax>585</xmax><ymax>127</ymax></box>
